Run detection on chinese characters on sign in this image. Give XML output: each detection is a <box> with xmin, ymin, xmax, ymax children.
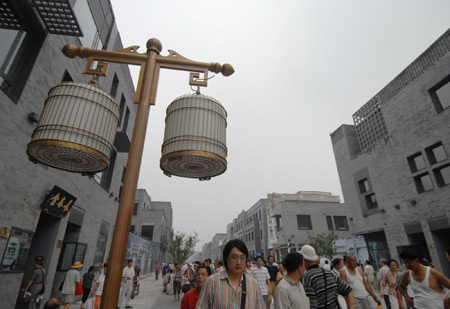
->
<box><xmin>41</xmin><ymin>186</ymin><xmax>77</xmax><ymax>218</ymax></box>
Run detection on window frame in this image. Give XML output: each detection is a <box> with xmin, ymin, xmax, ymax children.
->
<box><xmin>429</xmin><ymin>74</ymin><xmax>450</xmax><ymax>113</ymax></box>
<box><xmin>333</xmin><ymin>216</ymin><xmax>349</xmax><ymax>231</ymax></box>
<box><xmin>57</xmin><ymin>242</ymin><xmax>87</xmax><ymax>271</ymax></box>
<box><xmin>407</xmin><ymin>152</ymin><xmax>426</xmax><ymax>173</ymax></box>
<box><xmin>413</xmin><ymin>172</ymin><xmax>434</xmax><ymax>193</ymax></box>
<box><xmin>433</xmin><ymin>164</ymin><xmax>450</xmax><ymax>188</ymax></box>
<box><xmin>426</xmin><ymin>143</ymin><xmax>447</xmax><ymax>165</ymax></box>
<box><xmin>296</xmin><ymin>215</ymin><xmax>312</xmax><ymax>230</ymax></box>
<box><xmin>0</xmin><ymin>226</ymin><xmax>34</xmax><ymax>272</ymax></box>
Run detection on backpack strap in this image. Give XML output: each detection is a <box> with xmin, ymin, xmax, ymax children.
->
<box><xmin>241</xmin><ymin>273</ymin><xmax>247</xmax><ymax>309</ymax></box>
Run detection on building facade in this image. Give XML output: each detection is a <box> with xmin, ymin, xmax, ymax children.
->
<box><xmin>271</xmin><ymin>191</ymin><xmax>353</xmax><ymax>261</ymax></box>
<box><xmin>201</xmin><ymin>233</ymin><xmax>226</xmax><ymax>262</ymax></box>
<box><xmin>132</xmin><ymin>189</ymin><xmax>173</xmax><ymax>268</ymax></box>
<box><xmin>331</xmin><ymin>28</ymin><xmax>450</xmax><ymax>276</ymax></box>
<box><xmin>0</xmin><ymin>0</ymin><xmax>139</xmax><ymax>307</ymax></box>
<box><xmin>203</xmin><ymin>191</ymin><xmax>353</xmax><ymax>263</ymax></box>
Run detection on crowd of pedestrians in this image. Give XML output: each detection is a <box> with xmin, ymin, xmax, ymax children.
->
<box><xmin>162</xmin><ymin>241</ymin><xmax>450</xmax><ymax>309</ymax></box>
<box><xmin>20</xmin><ymin>242</ymin><xmax>450</xmax><ymax>309</ymax></box>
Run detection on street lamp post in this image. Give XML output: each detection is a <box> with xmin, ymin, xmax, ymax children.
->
<box><xmin>61</xmin><ymin>39</ymin><xmax>233</xmax><ymax>308</ymax></box>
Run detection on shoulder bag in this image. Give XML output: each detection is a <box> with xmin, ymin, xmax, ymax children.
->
<box><xmin>241</xmin><ymin>273</ymin><xmax>246</xmax><ymax>309</ymax></box>
<box><xmin>38</xmin><ymin>269</ymin><xmax>45</xmax><ymax>295</ymax></box>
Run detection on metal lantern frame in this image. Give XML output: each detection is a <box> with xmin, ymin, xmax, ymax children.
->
<box><xmin>28</xmin><ymin>39</ymin><xmax>233</xmax><ymax>308</ymax></box>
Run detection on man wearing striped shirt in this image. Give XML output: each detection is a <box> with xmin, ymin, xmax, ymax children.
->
<box><xmin>196</xmin><ymin>239</ymin><xmax>265</xmax><ymax>308</ymax></box>
<box><xmin>252</xmin><ymin>256</ymin><xmax>271</xmax><ymax>308</ymax></box>
<box><xmin>300</xmin><ymin>245</ymin><xmax>356</xmax><ymax>309</ymax></box>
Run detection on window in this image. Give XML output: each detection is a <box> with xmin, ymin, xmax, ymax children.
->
<box><xmin>141</xmin><ymin>225</ymin><xmax>154</xmax><ymax>240</ymax></box>
<box><xmin>297</xmin><ymin>215</ymin><xmax>312</xmax><ymax>230</ymax></box>
<box><xmin>358</xmin><ymin>179</ymin><xmax>370</xmax><ymax>193</ymax></box>
<box><xmin>110</xmin><ymin>74</ymin><xmax>119</xmax><ymax>98</ymax></box>
<box><xmin>73</xmin><ymin>0</ymin><xmax>103</xmax><ymax>49</ymax></box>
<box><xmin>365</xmin><ymin>194</ymin><xmax>378</xmax><ymax>209</ymax></box>
<box><xmin>426</xmin><ymin>143</ymin><xmax>447</xmax><ymax>165</ymax></box>
<box><xmin>333</xmin><ymin>216</ymin><xmax>349</xmax><ymax>230</ymax></box>
<box><xmin>130</xmin><ymin>225</ymin><xmax>135</xmax><ymax>233</ymax></box>
<box><xmin>1</xmin><ymin>227</ymin><xmax>34</xmax><ymax>271</ymax></box>
<box><xmin>133</xmin><ymin>202</ymin><xmax>138</xmax><ymax>215</ymax></box>
<box><xmin>251</xmin><ymin>231</ymin><xmax>254</xmax><ymax>241</ymax></box>
<box><xmin>326</xmin><ymin>216</ymin><xmax>334</xmax><ymax>231</ymax></box>
<box><xmin>414</xmin><ymin>173</ymin><xmax>434</xmax><ymax>193</ymax></box>
<box><xmin>430</xmin><ymin>77</ymin><xmax>450</xmax><ymax>112</ymax></box>
<box><xmin>407</xmin><ymin>153</ymin><xmax>426</xmax><ymax>173</ymax></box>
<box><xmin>93</xmin><ymin>233</ymin><xmax>107</xmax><ymax>264</ymax></box>
<box><xmin>433</xmin><ymin>164</ymin><xmax>450</xmax><ymax>187</ymax></box>
<box><xmin>275</xmin><ymin>215</ymin><xmax>283</xmax><ymax>231</ymax></box>
<box><xmin>58</xmin><ymin>242</ymin><xmax>87</xmax><ymax>271</ymax></box>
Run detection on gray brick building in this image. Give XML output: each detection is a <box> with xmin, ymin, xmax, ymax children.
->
<box><xmin>271</xmin><ymin>191</ymin><xmax>353</xmax><ymax>261</ymax></box>
<box><xmin>210</xmin><ymin>191</ymin><xmax>353</xmax><ymax>262</ymax></box>
<box><xmin>0</xmin><ymin>0</ymin><xmax>142</xmax><ymax>307</ymax></box>
<box><xmin>132</xmin><ymin>189</ymin><xmax>173</xmax><ymax>267</ymax></box>
<box><xmin>331</xmin><ymin>28</ymin><xmax>450</xmax><ymax>276</ymax></box>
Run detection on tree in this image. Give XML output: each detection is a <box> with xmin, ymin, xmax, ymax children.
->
<box><xmin>169</xmin><ymin>231</ymin><xmax>199</xmax><ymax>265</ymax></box>
<box><xmin>306</xmin><ymin>232</ymin><xmax>336</xmax><ymax>260</ymax></box>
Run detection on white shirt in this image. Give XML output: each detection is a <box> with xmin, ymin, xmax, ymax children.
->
<box><xmin>122</xmin><ymin>266</ymin><xmax>135</xmax><ymax>280</ymax></box>
<box><xmin>95</xmin><ymin>273</ymin><xmax>105</xmax><ymax>296</ymax></box>
<box><xmin>275</xmin><ymin>275</ymin><xmax>310</xmax><ymax>309</ymax></box>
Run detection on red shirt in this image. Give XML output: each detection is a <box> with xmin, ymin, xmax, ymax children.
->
<box><xmin>181</xmin><ymin>287</ymin><xmax>200</xmax><ymax>309</ymax></box>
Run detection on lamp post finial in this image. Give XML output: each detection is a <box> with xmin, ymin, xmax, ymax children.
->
<box><xmin>147</xmin><ymin>38</ymin><xmax>162</xmax><ymax>54</ymax></box>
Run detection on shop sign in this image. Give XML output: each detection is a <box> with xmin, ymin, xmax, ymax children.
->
<box><xmin>3</xmin><ymin>237</ymin><xmax>20</xmax><ymax>266</ymax></box>
<box><xmin>41</xmin><ymin>186</ymin><xmax>77</xmax><ymax>218</ymax></box>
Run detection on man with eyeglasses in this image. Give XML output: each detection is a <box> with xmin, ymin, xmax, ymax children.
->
<box><xmin>196</xmin><ymin>239</ymin><xmax>265</xmax><ymax>308</ymax></box>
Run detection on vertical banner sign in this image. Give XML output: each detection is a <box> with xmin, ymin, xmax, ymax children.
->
<box><xmin>41</xmin><ymin>186</ymin><xmax>77</xmax><ymax>218</ymax></box>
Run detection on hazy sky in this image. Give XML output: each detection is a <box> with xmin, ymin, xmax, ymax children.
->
<box><xmin>109</xmin><ymin>0</ymin><xmax>450</xmax><ymax>250</ymax></box>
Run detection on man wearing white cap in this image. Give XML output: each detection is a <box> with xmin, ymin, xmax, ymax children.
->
<box><xmin>300</xmin><ymin>245</ymin><xmax>355</xmax><ymax>309</ymax></box>
<box><xmin>61</xmin><ymin>261</ymin><xmax>83</xmax><ymax>309</ymax></box>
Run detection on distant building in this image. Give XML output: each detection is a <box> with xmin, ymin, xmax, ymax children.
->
<box><xmin>202</xmin><ymin>233</ymin><xmax>226</xmax><ymax>262</ymax></box>
<box><xmin>0</xmin><ymin>0</ymin><xmax>138</xmax><ymax>307</ymax></box>
<box><xmin>218</xmin><ymin>191</ymin><xmax>353</xmax><ymax>262</ymax></box>
<box><xmin>132</xmin><ymin>189</ymin><xmax>173</xmax><ymax>268</ymax></box>
<box><xmin>331</xmin><ymin>28</ymin><xmax>450</xmax><ymax>276</ymax></box>
<box><xmin>271</xmin><ymin>191</ymin><xmax>353</xmax><ymax>261</ymax></box>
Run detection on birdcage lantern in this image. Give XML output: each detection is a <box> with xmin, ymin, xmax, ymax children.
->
<box><xmin>160</xmin><ymin>94</ymin><xmax>227</xmax><ymax>180</ymax></box>
<box><xmin>27</xmin><ymin>82</ymin><xmax>120</xmax><ymax>173</ymax></box>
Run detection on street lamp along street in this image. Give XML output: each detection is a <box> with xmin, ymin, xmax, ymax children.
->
<box><xmin>26</xmin><ymin>38</ymin><xmax>234</xmax><ymax>308</ymax></box>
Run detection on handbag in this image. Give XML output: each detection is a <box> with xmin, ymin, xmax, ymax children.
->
<box><xmin>75</xmin><ymin>282</ymin><xmax>83</xmax><ymax>295</ymax></box>
<box><xmin>182</xmin><ymin>284</ymin><xmax>190</xmax><ymax>293</ymax></box>
<box><xmin>373</xmin><ymin>276</ymin><xmax>380</xmax><ymax>291</ymax></box>
<box><xmin>39</xmin><ymin>269</ymin><xmax>45</xmax><ymax>295</ymax></box>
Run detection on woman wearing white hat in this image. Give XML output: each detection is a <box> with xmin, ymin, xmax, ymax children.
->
<box><xmin>61</xmin><ymin>261</ymin><xmax>83</xmax><ymax>309</ymax></box>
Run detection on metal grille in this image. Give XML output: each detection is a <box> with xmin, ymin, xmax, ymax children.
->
<box><xmin>0</xmin><ymin>0</ymin><xmax>21</xmax><ymax>30</ymax></box>
<box><xmin>353</xmin><ymin>96</ymin><xmax>388</xmax><ymax>151</ymax></box>
<box><xmin>32</xmin><ymin>0</ymin><xmax>82</xmax><ymax>36</ymax></box>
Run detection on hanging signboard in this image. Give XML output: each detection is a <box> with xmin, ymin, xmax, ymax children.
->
<box><xmin>41</xmin><ymin>186</ymin><xmax>77</xmax><ymax>218</ymax></box>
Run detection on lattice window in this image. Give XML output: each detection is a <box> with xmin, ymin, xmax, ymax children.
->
<box><xmin>353</xmin><ymin>97</ymin><xmax>388</xmax><ymax>151</ymax></box>
<box><xmin>33</xmin><ymin>0</ymin><xmax>82</xmax><ymax>36</ymax></box>
<box><xmin>0</xmin><ymin>0</ymin><xmax>21</xmax><ymax>30</ymax></box>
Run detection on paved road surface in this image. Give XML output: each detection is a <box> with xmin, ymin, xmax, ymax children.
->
<box><xmin>69</xmin><ymin>274</ymin><xmax>180</xmax><ymax>309</ymax></box>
